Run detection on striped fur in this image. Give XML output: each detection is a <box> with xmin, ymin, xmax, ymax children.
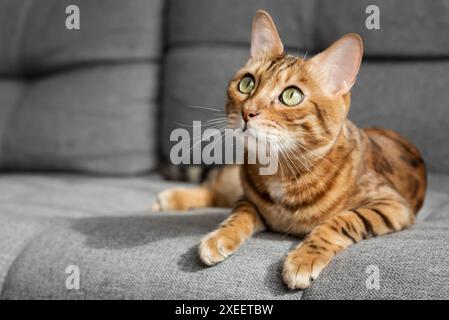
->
<box><xmin>154</xmin><ymin>11</ymin><xmax>427</xmax><ymax>289</ymax></box>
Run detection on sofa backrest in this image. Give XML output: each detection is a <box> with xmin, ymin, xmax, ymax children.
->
<box><xmin>0</xmin><ymin>0</ymin><xmax>164</xmax><ymax>174</ymax></box>
<box><xmin>161</xmin><ymin>0</ymin><xmax>449</xmax><ymax>173</ymax></box>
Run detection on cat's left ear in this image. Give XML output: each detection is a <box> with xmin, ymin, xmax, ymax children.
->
<box><xmin>250</xmin><ymin>10</ymin><xmax>284</xmax><ymax>60</ymax></box>
<box><xmin>310</xmin><ymin>33</ymin><xmax>363</xmax><ymax>95</ymax></box>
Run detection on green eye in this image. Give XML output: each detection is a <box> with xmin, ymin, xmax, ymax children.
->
<box><xmin>280</xmin><ymin>87</ymin><xmax>304</xmax><ymax>106</ymax></box>
<box><xmin>238</xmin><ymin>75</ymin><xmax>255</xmax><ymax>94</ymax></box>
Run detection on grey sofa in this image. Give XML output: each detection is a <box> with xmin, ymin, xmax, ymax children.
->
<box><xmin>1</xmin><ymin>0</ymin><xmax>449</xmax><ymax>299</ymax></box>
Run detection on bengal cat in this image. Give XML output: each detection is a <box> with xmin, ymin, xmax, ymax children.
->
<box><xmin>153</xmin><ymin>10</ymin><xmax>427</xmax><ymax>289</ymax></box>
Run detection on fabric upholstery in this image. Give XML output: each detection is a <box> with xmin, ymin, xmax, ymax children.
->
<box><xmin>0</xmin><ymin>80</ymin><xmax>23</xmax><ymax>162</ymax></box>
<box><xmin>0</xmin><ymin>0</ymin><xmax>165</xmax><ymax>174</ymax></box>
<box><xmin>302</xmin><ymin>218</ymin><xmax>449</xmax><ymax>299</ymax></box>
<box><xmin>0</xmin><ymin>214</ymin><xmax>49</xmax><ymax>292</ymax></box>
<box><xmin>0</xmin><ymin>173</ymin><xmax>171</xmax><ymax>296</ymax></box>
<box><xmin>317</xmin><ymin>0</ymin><xmax>449</xmax><ymax>57</ymax></box>
<box><xmin>1</xmin><ymin>64</ymin><xmax>158</xmax><ymax>173</ymax></box>
<box><xmin>168</xmin><ymin>0</ymin><xmax>316</xmax><ymax>52</ymax></box>
<box><xmin>1</xmin><ymin>173</ymin><xmax>448</xmax><ymax>299</ymax></box>
<box><xmin>0</xmin><ymin>0</ymin><xmax>164</xmax><ymax>75</ymax></box>
<box><xmin>349</xmin><ymin>61</ymin><xmax>449</xmax><ymax>173</ymax></box>
<box><xmin>168</xmin><ymin>0</ymin><xmax>449</xmax><ymax>57</ymax></box>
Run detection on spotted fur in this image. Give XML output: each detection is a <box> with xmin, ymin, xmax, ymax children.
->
<box><xmin>154</xmin><ymin>11</ymin><xmax>427</xmax><ymax>289</ymax></box>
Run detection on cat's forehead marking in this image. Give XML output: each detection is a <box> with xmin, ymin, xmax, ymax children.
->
<box><xmin>251</xmin><ymin>56</ymin><xmax>306</xmax><ymax>94</ymax></box>
<box><xmin>259</xmin><ymin>55</ymin><xmax>299</xmax><ymax>79</ymax></box>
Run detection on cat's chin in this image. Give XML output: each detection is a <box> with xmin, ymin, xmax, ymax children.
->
<box><xmin>236</xmin><ymin>128</ymin><xmax>257</xmax><ymax>145</ymax></box>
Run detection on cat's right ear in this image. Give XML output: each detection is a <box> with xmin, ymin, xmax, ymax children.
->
<box><xmin>310</xmin><ymin>33</ymin><xmax>363</xmax><ymax>95</ymax></box>
<box><xmin>250</xmin><ymin>10</ymin><xmax>284</xmax><ymax>61</ymax></box>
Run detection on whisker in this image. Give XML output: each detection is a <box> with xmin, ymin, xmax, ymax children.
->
<box><xmin>184</xmin><ymin>104</ymin><xmax>223</xmax><ymax>113</ymax></box>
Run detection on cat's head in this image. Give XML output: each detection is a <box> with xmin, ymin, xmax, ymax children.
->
<box><xmin>226</xmin><ymin>10</ymin><xmax>363</xmax><ymax>160</ymax></box>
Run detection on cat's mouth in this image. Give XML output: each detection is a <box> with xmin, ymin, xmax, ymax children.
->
<box><xmin>241</xmin><ymin>122</ymin><xmax>259</xmax><ymax>137</ymax></box>
<box><xmin>228</xmin><ymin>114</ymin><xmax>282</xmax><ymax>141</ymax></box>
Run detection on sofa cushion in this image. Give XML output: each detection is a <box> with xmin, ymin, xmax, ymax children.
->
<box><xmin>349</xmin><ymin>60</ymin><xmax>449</xmax><ymax>173</ymax></box>
<box><xmin>167</xmin><ymin>0</ymin><xmax>449</xmax><ymax>58</ymax></box>
<box><xmin>0</xmin><ymin>214</ymin><xmax>50</xmax><ymax>292</ymax></box>
<box><xmin>168</xmin><ymin>0</ymin><xmax>316</xmax><ymax>52</ymax></box>
<box><xmin>1</xmin><ymin>64</ymin><xmax>158</xmax><ymax>174</ymax></box>
<box><xmin>0</xmin><ymin>0</ymin><xmax>164</xmax><ymax>76</ymax></box>
<box><xmin>317</xmin><ymin>0</ymin><xmax>449</xmax><ymax>57</ymax></box>
<box><xmin>0</xmin><ymin>173</ymin><xmax>448</xmax><ymax>299</ymax></box>
<box><xmin>0</xmin><ymin>173</ymin><xmax>171</xmax><ymax>295</ymax></box>
<box><xmin>301</xmin><ymin>219</ymin><xmax>449</xmax><ymax>299</ymax></box>
<box><xmin>0</xmin><ymin>174</ymin><xmax>170</xmax><ymax>219</ymax></box>
<box><xmin>0</xmin><ymin>0</ymin><xmax>165</xmax><ymax>174</ymax></box>
<box><xmin>0</xmin><ymin>80</ymin><xmax>24</xmax><ymax>161</ymax></box>
<box><xmin>2</xmin><ymin>213</ymin><xmax>304</xmax><ymax>299</ymax></box>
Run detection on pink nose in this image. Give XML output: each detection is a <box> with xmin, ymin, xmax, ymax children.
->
<box><xmin>241</xmin><ymin>110</ymin><xmax>260</xmax><ymax>122</ymax></box>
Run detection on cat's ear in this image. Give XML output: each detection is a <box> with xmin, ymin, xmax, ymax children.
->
<box><xmin>310</xmin><ymin>33</ymin><xmax>363</xmax><ymax>95</ymax></box>
<box><xmin>250</xmin><ymin>10</ymin><xmax>284</xmax><ymax>60</ymax></box>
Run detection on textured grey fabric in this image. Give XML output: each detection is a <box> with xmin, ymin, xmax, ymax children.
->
<box><xmin>0</xmin><ymin>0</ymin><xmax>165</xmax><ymax>75</ymax></box>
<box><xmin>1</xmin><ymin>64</ymin><xmax>159</xmax><ymax>174</ymax></box>
<box><xmin>0</xmin><ymin>80</ymin><xmax>23</xmax><ymax>161</ymax></box>
<box><xmin>0</xmin><ymin>214</ymin><xmax>50</xmax><ymax>292</ymax></box>
<box><xmin>301</xmin><ymin>219</ymin><xmax>449</xmax><ymax>300</ymax></box>
<box><xmin>168</xmin><ymin>0</ymin><xmax>316</xmax><ymax>51</ymax></box>
<box><xmin>0</xmin><ymin>173</ymin><xmax>448</xmax><ymax>299</ymax></box>
<box><xmin>0</xmin><ymin>0</ymin><xmax>164</xmax><ymax>174</ymax></box>
<box><xmin>2</xmin><ymin>213</ymin><xmax>303</xmax><ymax>300</ymax></box>
<box><xmin>0</xmin><ymin>174</ymin><xmax>175</xmax><ymax>219</ymax></box>
<box><xmin>349</xmin><ymin>61</ymin><xmax>449</xmax><ymax>173</ymax></box>
<box><xmin>167</xmin><ymin>0</ymin><xmax>449</xmax><ymax>57</ymax></box>
<box><xmin>317</xmin><ymin>0</ymin><xmax>449</xmax><ymax>57</ymax></box>
<box><xmin>0</xmin><ymin>173</ymin><xmax>174</xmax><ymax>295</ymax></box>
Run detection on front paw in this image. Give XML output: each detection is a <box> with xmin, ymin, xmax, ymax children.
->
<box><xmin>152</xmin><ymin>188</ymin><xmax>186</xmax><ymax>211</ymax></box>
<box><xmin>282</xmin><ymin>246</ymin><xmax>331</xmax><ymax>290</ymax></box>
<box><xmin>199</xmin><ymin>231</ymin><xmax>239</xmax><ymax>266</ymax></box>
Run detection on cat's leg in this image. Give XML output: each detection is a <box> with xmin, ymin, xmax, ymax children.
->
<box><xmin>153</xmin><ymin>165</ymin><xmax>242</xmax><ymax>211</ymax></box>
<box><xmin>199</xmin><ymin>198</ymin><xmax>265</xmax><ymax>265</ymax></box>
<box><xmin>152</xmin><ymin>186</ymin><xmax>216</xmax><ymax>211</ymax></box>
<box><xmin>282</xmin><ymin>198</ymin><xmax>414</xmax><ymax>289</ymax></box>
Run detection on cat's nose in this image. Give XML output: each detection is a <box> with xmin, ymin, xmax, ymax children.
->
<box><xmin>241</xmin><ymin>110</ymin><xmax>260</xmax><ymax>122</ymax></box>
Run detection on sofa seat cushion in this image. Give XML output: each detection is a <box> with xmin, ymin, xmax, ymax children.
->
<box><xmin>2</xmin><ymin>212</ymin><xmax>303</xmax><ymax>299</ymax></box>
<box><xmin>0</xmin><ymin>172</ymin><xmax>448</xmax><ymax>299</ymax></box>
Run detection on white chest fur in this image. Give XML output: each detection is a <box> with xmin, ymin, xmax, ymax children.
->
<box><xmin>266</xmin><ymin>180</ymin><xmax>285</xmax><ymax>200</ymax></box>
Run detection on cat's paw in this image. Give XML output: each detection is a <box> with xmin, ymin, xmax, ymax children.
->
<box><xmin>152</xmin><ymin>188</ymin><xmax>188</xmax><ymax>211</ymax></box>
<box><xmin>199</xmin><ymin>231</ymin><xmax>239</xmax><ymax>266</ymax></box>
<box><xmin>282</xmin><ymin>246</ymin><xmax>331</xmax><ymax>290</ymax></box>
